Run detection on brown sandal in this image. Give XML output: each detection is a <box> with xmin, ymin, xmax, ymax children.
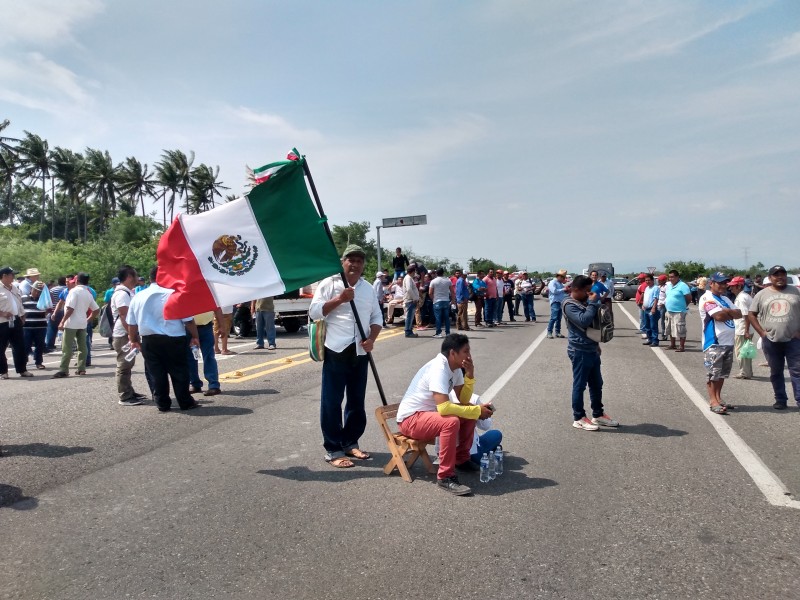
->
<box><xmin>345</xmin><ymin>449</ymin><xmax>371</xmax><ymax>460</ymax></box>
<box><xmin>326</xmin><ymin>457</ymin><xmax>354</xmax><ymax>468</ymax></box>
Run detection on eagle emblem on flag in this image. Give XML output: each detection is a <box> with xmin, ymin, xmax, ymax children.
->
<box><xmin>208</xmin><ymin>234</ymin><xmax>259</xmax><ymax>276</ymax></box>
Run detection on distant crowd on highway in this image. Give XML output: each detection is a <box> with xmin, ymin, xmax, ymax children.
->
<box><xmin>2</xmin><ymin>250</ymin><xmax>798</xmax><ymax>496</ymax></box>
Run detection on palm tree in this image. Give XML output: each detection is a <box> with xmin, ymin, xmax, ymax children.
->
<box><xmin>188</xmin><ymin>163</ymin><xmax>228</xmax><ymax>213</ymax></box>
<box><xmin>160</xmin><ymin>149</ymin><xmax>194</xmax><ymax>215</ymax></box>
<box><xmin>119</xmin><ymin>157</ymin><xmax>158</xmax><ymax>217</ymax></box>
<box><xmin>84</xmin><ymin>148</ymin><xmax>121</xmax><ymax>232</ymax></box>
<box><xmin>16</xmin><ymin>131</ymin><xmax>50</xmax><ymax>240</ymax></box>
<box><xmin>154</xmin><ymin>153</ymin><xmax>181</xmax><ymax>225</ymax></box>
<box><xmin>50</xmin><ymin>147</ymin><xmax>86</xmax><ymax>240</ymax></box>
<box><xmin>0</xmin><ymin>120</ymin><xmax>20</xmax><ymax>224</ymax></box>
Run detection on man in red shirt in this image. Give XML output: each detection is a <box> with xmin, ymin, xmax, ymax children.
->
<box><xmin>634</xmin><ymin>273</ymin><xmax>648</xmax><ymax>338</ymax></box>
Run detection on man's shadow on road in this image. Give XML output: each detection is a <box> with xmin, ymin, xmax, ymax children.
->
<box><xmin>600</xmin><ymin>423</ymin><xmax>688</xmax><ymax>437</ymax></box>
<box><xmin>257</xmin><ymin>453</ymin><xmax>558</xmax><ymax>495</ymax></box>
<box><xmin>1</xmin><ymin>443</ymin><xmax>93</xmax><ymax>457</ymax></box>
<box><xmin>0</xmin><ymin>484</ymin><xmax>38</xmax><ymax>510</ymax></box>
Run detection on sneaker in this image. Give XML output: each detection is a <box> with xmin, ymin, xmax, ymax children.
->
<box><xmin>432</xmin><ymin>333</ymin><xmax>443</xmax><ymax>338</ymax></box>
<box><xmin>641</xmin><ymin>333</ymin><xmax>648</xmax><ymax>339</ymax></box>
<box><xmin>547</xmin><ymin>333</ymin><xmax>554</xmax><ymax>339</ymax></box>
<box><xmin>405</xmin><ymin>333</ymin><xmax>418</xmax><ymax>338</ymax></box>
<box><xmin>591</xmin><ymin>414</ymin><xmax>619</xmax><ymax>427</ymax></box>
<box><xmin>268</xmin><ymin>345</ymin><xmax>276</xmax><ymax>350</ymax></box>
<box><xmin>573</xmin><ymin>417</ymin><xmax>599</xmax><ymax>431</ymax></box>
<box><xmin>773</xmin><ymin>402</ymin><xmax>787</xmax><ymax>410</ymax></box>
<box><xmin>456</xmin><ymin>460</ymin><xmax>480</xmax><ymax>472</ymax></box>
<box><xmin>254</xmin><ymin>345</ymin><xmax>265</xmax><ymax>350</ymax></box>
<box><xmin>555</xmin><ymin>333</ymin><xmax>565</xmax><ymax>338</ymax></box>
<box><xmin>119</xmin><ymin>398</ymin><xmax>144</xmax><ymax>406</ymax></box>
<box><xmin>437</xmin><ymin>476</ymin><xmax>472</xmax><ymax>496</ymax></box>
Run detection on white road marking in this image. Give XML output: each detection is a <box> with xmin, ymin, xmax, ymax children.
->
<box><xmin>617</xmin><ymin>302</ymin><xmax>800</xmax><ymax>510</ymax></box>
<box><xmin>481</xmin><ymin>328</ymin><xmax>549</xmax><ymax>404</ymax></box>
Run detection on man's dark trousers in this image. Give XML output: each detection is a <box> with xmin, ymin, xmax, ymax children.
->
<box><xmin>141</xmin><ymin>334</ymin><xmax>194</xmax><ymax>410</ymax></box>
<box><xmin>320</xmin><ymin>344</ymin><xmax>368</xmax><ymax>455</ymax></box>
<box><xmin>0</xmin><ymin>318</ymin><xmax>27</xmax><ymax>374</ymax></box>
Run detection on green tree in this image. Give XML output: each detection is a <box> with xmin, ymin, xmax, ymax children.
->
<box><xmin>119</xmin><ymin>157</ymin><xmax>158</xmax><ymax>218</ymax></box>
<box><xmin>16</xmin><ymin>131</ymin><xmax>50</xmax><ymax>241</ymax></box>
<box><xmin>84</xmin><ymin>148</ymin><xmax>121</xmax><ymax>232</ymax></box>
<box><xmin>0</xmin><ymin>120</ymin><xmax>21</xmax><ymax>226</ymax></box>
<box><xmin>188</xmin><ymin>163</ymin><xmax>227</xmax><ymax>213</ymax></box>
<box><xmin>663</xmin><ymin>260</ymin><xmax>707</xmax><ymax>281</ymax></box>
<box><xmin>155</xmin><ymin>152</ymin><xmax>181</xmax><ymax>225</ymax></box>
<box><xmin>50</xmin><ymin>147</ymin><xmax>86</xmax><ymax>241</ymax></box>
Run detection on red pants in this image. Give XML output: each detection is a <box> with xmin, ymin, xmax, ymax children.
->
<box><xmin>399</xmin><ymin>411</ymin><xmax>477</xmax><ymax>479</ymax></box>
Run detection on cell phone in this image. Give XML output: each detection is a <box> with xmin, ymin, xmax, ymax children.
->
<box><xmin>487</xmin><ymin>404</ymin><xmax>495</xmax><ymax>412</ymax></box>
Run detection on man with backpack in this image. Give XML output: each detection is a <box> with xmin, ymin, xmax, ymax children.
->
<box><xmin>563</xmin><ymin>275</ymin><xmax>619</xmax><ymax>431</ymax></box>
<box><xmin>110</xmin><ymin>266</ymin><xmax>148</xmax><ymax>405</ymax></box>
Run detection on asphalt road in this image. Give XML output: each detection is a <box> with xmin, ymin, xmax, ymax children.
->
<box><xmin>2</xmin><ymin>297</ymin><xmax>799</xmax><ymax>600</ymax></box>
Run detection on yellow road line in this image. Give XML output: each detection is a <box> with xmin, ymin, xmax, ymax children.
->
<box><xmin>219</xmin><ymin>327</ymin><xmax>405</xmax><ymax>383</ymax></box>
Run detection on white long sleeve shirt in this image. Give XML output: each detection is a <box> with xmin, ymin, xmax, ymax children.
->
<box><xmin>309</xmin><ymin>274</ymin><xmax>382</xmax><ymax>356</ymax></box>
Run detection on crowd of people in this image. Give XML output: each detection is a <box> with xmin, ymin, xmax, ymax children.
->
<box><xmin>2</xmin><ymin>251</ymin><xmax>799</xmax><ymax>496</ymax></box>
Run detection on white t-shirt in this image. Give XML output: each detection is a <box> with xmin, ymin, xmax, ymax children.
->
<box><xmin>733</xmin><ymin>291</ymin><xmax>752</xmax><ymax>336</ymax></box>
<box><xmin>396</xmin><ymin>353</ymin><xmax>465</xmax><ymax>422</ymax></box>
<box><xmin>699</xmin><ymin>290</ymin><xmax>736</xmax><ymax>349</ymax></box>
<box><xmin>64</xmin><ymin>286</ymin><xmax>99</xmax><ymax>330</ymax></box>
<box><xmin>429</xmin><ymin>277</ymin><xmax>451</xmax><ymax>303</ymax></box>
<box><xmin>110</xmin><ymin>285</ymin><xmax>134</xmax><ymax>338</ymax></box>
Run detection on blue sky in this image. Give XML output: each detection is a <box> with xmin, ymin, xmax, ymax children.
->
<box><xmin>2</xmin><ymin>0</ymin><xmax>799</xmax><ymax>273</ymax></box>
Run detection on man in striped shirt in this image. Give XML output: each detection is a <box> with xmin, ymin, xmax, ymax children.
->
<box><xmin>22</xmin><ymin>281</ymin><xmax>49</xmax><ymax>370</ymax></box>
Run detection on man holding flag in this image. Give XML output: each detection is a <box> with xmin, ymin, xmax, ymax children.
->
<box><xmin>310</xmin><ymin>245</ymin><xmax>383</xmax><ymax>468</ymax></box>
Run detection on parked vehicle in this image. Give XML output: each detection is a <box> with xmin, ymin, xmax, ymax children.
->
<box><xmin>232</xmin><ymin>283</ymin><xmax>316</xmax><ymax>337</ymax></box>
<box><xmin>762</xmin><ymin>274</ymin><xmax>800</xmax><ymax>290</ymax></box>
<box><xmin>612</xmin><ymin>278</ymin><xmax>641</xmax><ymax>301</ymax></box>
<box><xmin>588</xmin><ymin>262</ymin><xmax>615</xmax><ymax>278</ymax></box>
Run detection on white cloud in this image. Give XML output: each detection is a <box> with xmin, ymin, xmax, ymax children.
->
<box><xmin>765</xmin><ymin>30</ymin><xmax>800</xmax><ymax>63</ymax></box>
<box><xmin>226</xmin><ymin>106</ymin><xmax>324</xmax><ymax>144</ymax></box>
<box><xmin>0</xmin><ymin>53</ymin><xmax>94</xmax><ymax>114</ymax></box>
<box><xmin>0</xmin><ymin>0</ymin><xmax>104</xmax><ymax>47</ymax></box>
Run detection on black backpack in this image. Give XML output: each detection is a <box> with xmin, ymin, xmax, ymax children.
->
<box><xmin>563</xmin><ymin>298</ymin><xmax>614</xmax><ymax>343</ymax></box>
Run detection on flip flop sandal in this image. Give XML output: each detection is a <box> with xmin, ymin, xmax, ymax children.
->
<box><xmin>721</xmin><ymin>402</ymin><xmax>736</xmax><ymax>410</ymax></box>
<box><xmin>674</xmin><ymin>348</ymin><xmax>685</xmax><ymax>353</ymax></box>
<box><xmin>326</xmin><ymin>457</ymin><xmax>354</xmax><ymax>468</ymax></box>
<box><xmin>36</xmin><ymin>364</ymin><xmax>46</xmax><ymax>370</ymax></box>
<box><xmin>345</xmin><ymin>449</ymin><xmax>371</xmax><ymax>460</ymax></box>
<box><xmin>709</xmin><ymin>405</ymin><xmax>727</xmax><ymax>415</ymax></box>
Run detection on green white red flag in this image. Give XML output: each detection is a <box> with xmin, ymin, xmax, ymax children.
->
<box><xmin>156</xmin><ymin>153</ymin><xmax>341</xmax><ymax>320</ymax></box>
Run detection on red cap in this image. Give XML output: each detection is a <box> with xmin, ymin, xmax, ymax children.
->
<box><xmin>729</xmin><ymin>276</ymin><xmax>745</xmax><ymax>286</ymax></box>
<box><xmin>638</xmin><ymin>273</ymin><xmax>647</xmax><ymax>279</ymax></box>
<box><xmin>657</xmin><ymin>274</ymin><xmax>667</xmax><ymax>282</ymax></box>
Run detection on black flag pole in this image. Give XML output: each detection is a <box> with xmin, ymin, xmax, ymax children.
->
<box><xmin>300</xmin><ymin>157</ymin><xmax>389</xmax><ymax>407</ymax></box>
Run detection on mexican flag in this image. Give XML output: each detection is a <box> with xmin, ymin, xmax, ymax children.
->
<box><xmin>156</xmin><ymin>155</ymin><xmax>342</xmax><ymax>320</ymax></box>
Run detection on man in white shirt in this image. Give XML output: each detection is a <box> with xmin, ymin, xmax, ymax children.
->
<box><xmin>699</xmin><ymin>273</ymin><xmax>742</xmax><ymax>415</ymax></box>
<box><xmin>110</xmin><ymin>265</ymin><xmax>147</xmax><ymax>405</ymax></box>
<box><xmin>385</xmin><ymin>277</ymin><xmax>405</xmax><ymax>325</ymax></box>
<box><xmin>396</xmin><ymin>333</ymin><xmax>494</xmax><ymax>495</ymax></box>
<box><xmin>728</xmin><ymin>276</ymin><xmax>753</xmax><ymax>380</ymax></box>
<box><xmin>309</xmin><ymin>245</ymin><xmax>383</xmax><ymax>468</ymax></box>
<box><xmin>429</xmin><ymin>268</ymin><xmax>452</xmax><ymax>338</ymax></box>
<box><xmin>402</xmin><ymin>264</ymin><xmax>420</xmax><ymax>338</ymax></box>
<box><xmin>53</xmin><ymin>273</ymin><xmax>99</xmax><ymax>378</ymax></box>
<box><xmin>1</xmin><ymin>266</ymin><xmax>32</xmax><ymax>379</ymax></box>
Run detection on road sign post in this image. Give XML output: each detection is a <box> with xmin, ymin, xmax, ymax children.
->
<box><xmin>376</xmin><ymin>215</ymin><xmax>427</xmax><ymax>272</ymax></box>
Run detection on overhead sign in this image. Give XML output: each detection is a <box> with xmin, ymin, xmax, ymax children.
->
<box><xmin>382</xmin><ymin>215</ymin><xmax>427</xmax><ymax>228</ymax></box>
<box><xmin>647</xmin><ymin>266</ymin><xmax>657</xmax><ymax>274</ymax></box>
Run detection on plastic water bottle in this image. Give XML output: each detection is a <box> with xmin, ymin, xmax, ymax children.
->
<box><xmin>479</xmin><ymin>453</ymin><xmax>490</xmax><ymax>483</ymax></box>
<box><xmin>57</xmin><ymin>331</ymin><xmax>63</xmax><ymax>347</ymax></box>
<box><xmin>495</xmin><ymin>445</ymin><xmax>504</xmax><ymax>476</ymax></box>
<box><xmin>121</xmin><ymin>341</ymin><xmax>131</xmax><ymax>353</ymax></box>
<box><xmin>488</xmin><ymin>450</ymin><xmax>497</xmax><ymax>480</ymax></box>
<box><xmin>191</xmin><ymin>346</ymin><xmax>200</xmax><ymax>361</ymax></box>
<box><xmin>124</xmin><ymin>347</ymin><xmax>139</xmax><ymax>362</ymax></box>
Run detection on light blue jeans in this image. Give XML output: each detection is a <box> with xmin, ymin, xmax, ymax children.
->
<box><xmin>255</xmin><ymin>310</ymin><xmax>276</xmax><ymax>347</ymax></box>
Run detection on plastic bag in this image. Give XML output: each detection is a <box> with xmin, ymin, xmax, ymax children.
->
<box><xmin>739</xmin><ymin>339</ymin><xmax>757</xmax><ymax>360</ymax></box>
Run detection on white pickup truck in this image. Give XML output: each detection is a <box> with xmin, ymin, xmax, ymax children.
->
<box><xmin>232</xmin><ymin>283</ymin><xmax>317</xmax><ymax>336</ymax></box>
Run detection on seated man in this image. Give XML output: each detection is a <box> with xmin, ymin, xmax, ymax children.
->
<box><xmin>434</xmin><ymin>392</ymin><xmax>502</xmax><ymax>465</ymax></box>
<box><xmin>385</xmin><ymin>277</ymin><xmax>405</xmax><ymax>324</ymax></box>
<box><xmin>395</xmin><ymin>333</ymin><xmax>494</xmax><ymax>496</ymax></box>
